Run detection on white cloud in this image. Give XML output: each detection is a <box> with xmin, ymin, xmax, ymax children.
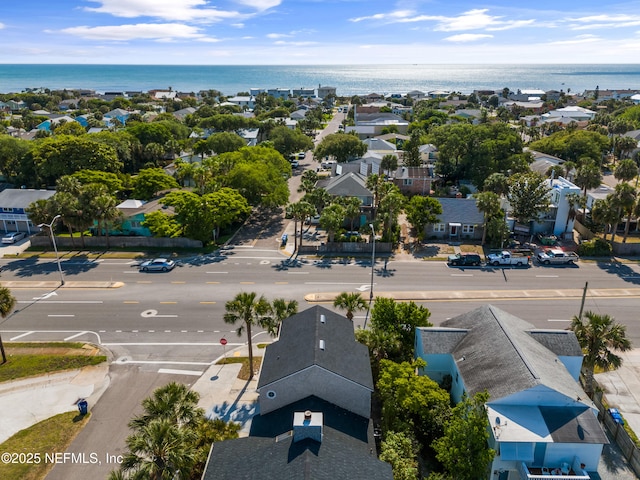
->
<box><xmin>547</xmin><ymin>34</ymin><xmax>601</xmax><ymax>45</ymax></box>
<box><xmin>83</xmin><ymin>0</ymin><xmax>241</xmax><ymax>22</ymax></box>
<box><xmin>58</xmin><ymin>23</ymin><xmax>215</xmax><ymax>42</ymax></box>
<box><xmin>567</xmin><ymin>14</ymin><xmax>640</xmax><ymax>30</ymax></box>
<box><xmin>273</xmin><ymin>40</ymin><xmax>317</xmax><ymax>46</ymax></box>
<box><xmin>0</xmin><ymin>22</ymin><xmax>4</xmax><ymax>30</ymax></box>
<box><xmin>351</xmin><ymin>8</ymin><xmax>535</xmax><ymax>32</ymax></box>
<box><xmin>350</xmin><ymin>10</ymin><xmax>414</xmax><ymax>23</ymax></box>
<box><xmin>266</xmin><ymin>33</ymin><xmax>290</xmax><ymax>39</ymax></box>
<box><xmin>444</xmin><ymin>33</ymin><xmax>493</xmax><ymax>43</ymax></box>
<box><xmin>235</xmin><ymin>0</ymin><xmax>281</xmax><ymax>11</ymax></box>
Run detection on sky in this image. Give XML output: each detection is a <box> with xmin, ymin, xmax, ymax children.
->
<box><xmin>1</xmin><ymin>0</ymin><xmax>640</xmax><ymax>64</ymax></box>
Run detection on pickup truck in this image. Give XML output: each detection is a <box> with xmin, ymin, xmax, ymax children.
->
<box><xmin>536</xmin><ymin>249</ymin><xmax>579</xmax><ymax>265</ymax></box>
<box><xmin>486</xmin><ymin>250</ymin><xmax>530</xmax><ymax>267</ymax></box>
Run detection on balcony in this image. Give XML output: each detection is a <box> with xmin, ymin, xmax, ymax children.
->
<box><xmin>518</xmin><ymin>460</ymin><xmax>590</xmax><ymax>480</ymax></box>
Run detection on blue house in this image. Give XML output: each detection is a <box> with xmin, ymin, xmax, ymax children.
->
<box><xmin>415</xmin><ymin>305</ymin><xmax>607</xmax><ymax>479</ymax></box>
<box><xmin>0</xmin><ymin>189</ymin><xmax>55</xmax><ymax>234</ymax></box>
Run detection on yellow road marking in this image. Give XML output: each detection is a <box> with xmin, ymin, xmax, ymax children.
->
<box><xmin>160</xmin><ymin>301</ymin><xmax>177</xmax><ymax>304</ymax></box>
<box><xmin>206</xmin><ymin>281</ymin><xmax>220</xmax><ymax>284</ymax></box>
<box><xmin>123</xmin><ymin>301</ymin><xmax>139</xmax><ymax>304</ymax></box>
<box><xmin>240</xmin><ymin>281</ymin><xmax>255</xmax><ymax>285</ymax></box>
<box><xmin>200</xmin><ymin>301</ymin><xmax>217</xmax><ymax>304</ymax></box>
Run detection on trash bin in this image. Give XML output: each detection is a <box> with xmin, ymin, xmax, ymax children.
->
<box><xmin>281</xmin><ymin>234</ymin><xmax>288</xmax><ymax>246</ymax></box>
<box><xmin>78</xmin><ymin>399</ymin><xmax>88</xmax><ymax>415</ymax></box>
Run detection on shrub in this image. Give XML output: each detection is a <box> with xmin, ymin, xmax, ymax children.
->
<box><xmin>577</xmin><ymin>238</ymin><xmax>612</xmax><ymax>257</ymax></box>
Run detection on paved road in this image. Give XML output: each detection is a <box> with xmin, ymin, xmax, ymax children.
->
<box><xmin>45</xmin><ymin>365</ymin><xmax>200</xmax><ymax>480</ymax></box>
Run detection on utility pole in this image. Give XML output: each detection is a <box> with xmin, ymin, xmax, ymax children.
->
<box><xmin>578</xmin><ymin>281</ymin><xmax>588</xmax><ymax>320</ymax></box>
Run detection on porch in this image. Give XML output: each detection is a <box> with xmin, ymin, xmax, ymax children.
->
<box><xmin>518</xmin><ymin>459</ymin><xmax>590</xmax><ymax>480</ymax></box>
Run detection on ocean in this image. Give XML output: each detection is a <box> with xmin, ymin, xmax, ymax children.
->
<box><xmin>1</xmin><ymin>64</ymin><xmax>639</xmax><ymax>97</ymax></box>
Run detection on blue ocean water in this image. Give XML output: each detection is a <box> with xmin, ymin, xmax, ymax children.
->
<box><xmin>0</xmin><ymin>64</ymin><xmax>639</xmax><ymax>97</ymax></box>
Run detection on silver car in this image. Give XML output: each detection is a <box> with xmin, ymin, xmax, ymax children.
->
<box><xmin>2</xmin><ymin>232</ymin><xmax>26</xmax><ymax>244</ymax></box>
<box><xmin>139</xmin><ymin>258</ymin><xmax>176</xmax><ymax>272</ymax></box>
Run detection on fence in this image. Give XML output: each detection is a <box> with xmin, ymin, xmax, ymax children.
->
<box><xmin>592</xmin><ymin>389</ymin><xmax>640</xmax><ymax>476</ymax></box>
<box><xmin>31</xmin><ymin>235</ymin><xmax>203</xmax><ymax>250</ymax></box>
<box><xmin>297</xmin><ymin>242</ymin><xmax>393</xmax><ymax>255</ymax></box>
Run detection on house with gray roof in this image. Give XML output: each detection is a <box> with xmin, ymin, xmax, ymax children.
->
<box><xmin>0</xmin><ymin>189</ymin><xmax>55</xmax><ymax>234</ymax></box>
<box><xmin>202</xmin><ymin>305</ymin><xmax>392</xmax><ymax>480</ymax></box>
<box><xmin>317</xmin><ymin>172</ymin><xmax>373</xmax><ymax>208</ymax></box>
<box><xmin>427</xmin><ymin>197</ymin><xmax>484</xmax><ymax>241</ymax></box>
<box><xmin>415</xmin><ymin>304</ymin><xmax>607</xmax><ymax>479</ymax></box>
<box><xmin>257</xmin><ymin>305</ymin><xmax>374</xmax><ymax>417</ymax></box>
<box><xmin>393</xmin><ymin>166</ymin><xmax>435</xmax><ymax>196</ymax></box>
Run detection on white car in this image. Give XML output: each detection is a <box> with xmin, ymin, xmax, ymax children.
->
<box><xmin>139</xmin><ymin>258</ymin><xmax>176</xmax><ymax>272</ymax></box>
<box><xmin>2</xmin><ymin>232</ymin><xmax>26</xmax><ymax>244</ymax></box>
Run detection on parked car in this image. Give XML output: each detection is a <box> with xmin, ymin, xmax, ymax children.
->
<box><xmin>608</xmin><ymin>408</ymin><xmax>625</xmax><ymax>425</ymax></box>
<box><xmin>290</xmin><ymin>160</ymin><xmax>299</xmax><ymax>168</ymax></box>
<box><xmin>139</xmin><ymin>258</ymin><xmax>176</xmax><ymax>272</ymax></box>
<box><xmin>447</xmin><ymin>253</ymin><xmax>482</xmax><ymax>267</ymax></box>
<box><xmin>296</xmin><ymin>152</ymin><xmax>305</xmax><ymax>159</ymax></box>
<box><xmin>2</xmin><ymin>232</ymin><xmax>26</xmax><ymax>244</ymax></box>
<box><xmin>536</xmin><ymin>248</ymin><xmax>579</xmax><ymax>265</ymax></box>
<box><xmin>305</xmin><ymin>215</ymin><xmax>320</xmax><ymax>225</ymax></box>
<box><xmin>486</xmin><ymin>250</ymin><xmax>530</xmax><ymax>267</ymax></box>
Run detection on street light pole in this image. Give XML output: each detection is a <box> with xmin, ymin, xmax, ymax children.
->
<box><xmin>38</xmin><ymin>215</ymin><xmax>64</xmax><ymax>286</ymax></box>
<box><xmin>363</xmin><ymin>223</ymin><xmax>375</xmax><ymax>329</ymax></box>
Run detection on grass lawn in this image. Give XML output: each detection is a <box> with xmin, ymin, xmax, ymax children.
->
<box><xmin>0</xmin><ymin>412</ymin><xmax>91</xmax><ymax>480</ymax></box>
<box><xmin>0</xmin><ymin>343</ymin><xmax>106</xmax><ymax>383</ymax></box>
<box><xmin>218</xmin><ymin>357</ymin><xmax>262</xmax><ymax>381</ymax></box>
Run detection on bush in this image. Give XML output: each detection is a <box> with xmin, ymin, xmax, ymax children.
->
<box><xmin>577</xmin><ymin>238</ymin><xmax>612</xmax><ymax>257</ymax></box>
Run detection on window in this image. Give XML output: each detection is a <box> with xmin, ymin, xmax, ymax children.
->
<box><xmin>462</xmin><ymin>224</ymin><xmax>475</xmax><ymax>234</ymax></box>
<box><xmin>2</xmin><ymin>208</ymin><xmax>13</xmax><ymax>213</ymax></box>
<box><xmin>433</xmin><ymin>223</ymin><xmax>445</xmax><ymax>233</ymax></box>
<box><xmin>403</xmin><ymin>179</ymin><xmax>413</xmax><ymax>186</ymax></box>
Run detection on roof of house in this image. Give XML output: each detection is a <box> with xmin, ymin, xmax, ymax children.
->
<box><xmin>0</xmin><ymin>189</ymin><xmax>55</xmax><ymax>207</ymax></box>
<box><xmin>417</xmin><ymin>305</ymin><xmax>587</xmax><ymax>402</ymax></box>
<box><xmin>362</xmin><ymin>138</ymin><xmax>395</xmax><ymax>151</ymax></box>
<box><xmin>317</xmin><ymin>172</ymin><xmax>373</xmax><ymax>198</ymax></box>
<box><xmin>204</xmin><ymin>396</ymin><xmax>392</xmax><ymax>480</ymax></box>
<box><xmin>257</xmin><ymin>306</ymin><xmax>373</xmax><ymax>391</ymax></box>
<box><xmin>435</xmin><ymin>197</ymin><xmax>484</xmax><ymax>224</ymax></box>
<box><xmin>116</xmin><ymin>197</ymin><xmax>174</xmax><ymax>215</ymax></box>
<box><xmin>394</xmin><ymin>166</ymin><xmax>432</xmax><ymax>180</ymax></box>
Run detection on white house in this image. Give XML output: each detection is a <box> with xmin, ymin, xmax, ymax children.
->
<box><xmin>415</xmin><ymin>305</ymin><xmax>608</xmax><ymax>480</ymax></box>
<box><xmin>543</xmin><ymin>106</ymin><xmax>596</xmax><ymax>122</ymax></box>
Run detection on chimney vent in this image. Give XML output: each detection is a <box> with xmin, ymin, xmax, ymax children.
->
<box><xmin>319</xmin><ymin>339</ymin><xmax>325</xmax><ymax>350</ymax></box>
<box><xmin>320</xmin><ymin>314</ymin><xmax>326</xmax><ymax>323</ymax></box>
<box><xmin>293</xmin><ymin>411</ymin><xmax>323</xmax><ymax>443</ymax></box>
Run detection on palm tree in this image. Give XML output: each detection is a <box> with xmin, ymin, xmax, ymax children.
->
<box><xmin>564</xmin><ymin>192</ymin><xmax>585</xmax><ymax>236</ymax></box>
<box><xmin>610</xmin><ymin>183</ymin><xmax>636</xmax><ymax>244</ymax></box>
<box><xmin>474</xmin><ymin>191</ymin><xmax>501</xmax><ymax>246</ymax></box>
<box><xmin>223</xmin><ymin>292</ymin><xmax>271</xmax><ymax>380</ymax></box>
<box><xmin>0</xmin><ymin>286</ymin><xmax>17</xmax><ymax>364</ymax></box>
<box><xmin>570</xmin><ymin>311</ymin><xmax>631</xmax><ymax>395</ymax></box>
<box><xmin>574</xmin><ymin>161</ymin><xmax>602</xmax><ymax>202</ymax></box>
<box><xmin>120</xmin><ymin>417</ymin><xmax>196</xmax><ymax>480</ymax></box>
<box><xmin>333</xmin><ymin>292</ymin><xmax>367</xmax><ymax>321</ymax></box>
<box><xmin>129</xmin><ymin>382</ymin><xmax>202</xmax><ymax>430</ymax></box>
<box><xmin>268</xmin><ymin>298</ymin><xmax>298</xmax><ymax>336</ymax></box>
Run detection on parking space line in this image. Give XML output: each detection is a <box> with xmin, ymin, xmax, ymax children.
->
<box><xmin>10</xmin><ymin>331</ymin><xmax>34</xmax><ymax>341</ymax></box>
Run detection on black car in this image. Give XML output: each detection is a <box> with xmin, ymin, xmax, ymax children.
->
<box><xmin>447</xmin><ymin>253</ymin><xmax>482</xmax><ymax>266</ymax></box>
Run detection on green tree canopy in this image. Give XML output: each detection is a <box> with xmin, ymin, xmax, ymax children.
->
<box><xmin>529</xmin><ymin>129</ymin><xmax>610</xmax><ymax>164</ymax></box>
<box><xmin>506</xmin><ymin>172</ymin><xmax>551</xmax><ymax>226</ymax></box>
<box><xmin>162</xmin><ymin>188</ymin><xmax>251</xmax><ymax>243</ymax></box>
<box><xmin>218</xmin><ymin>146</ymin><xmax>291</xmax><ymax>207</ymax></box>
<box><xmin>405</xmin><ymin>196</ymin><xmax>442</xmax><ymax>241</ymax></box>
<box><xmin>432</xmin><ymin>391</ymin><xmax>495</xmax><ymax>480</ymax></box>
<box><xmin>206</xmin><ymin>131</ymin><xmax>246</xmax><ymax>154</ymax></box>
<box><xmin>70</xmin><ymin>170</ymin><xmax>124</xmax><ymax>195</ymax></box>
<box><xmin>377</xmin><ymin>358</ymin><xmax>450</xmax><ymax>445</ymax></box>
<box><xmin>314</xmin><ymin>132</ymin><xmax>367</xmax><ymax>163</ymax></box>
<box><xmin>333</xmin><ymin>292</ymin><xmax>367</xmax><ymax>321</ymax></box>
<box><xmin>268</xmin><ymin>125</ymin><xmax>314</xmax><ymax>157</ymax></box>
<box><xmin>31</xmin><ymin>135</ymin><xmax>122</xmax><ymax>186</ymax></box>
<box><xmin>132</xmin><ymin>167</ymin><xmax>179</xmax><ymax>200</ymax></box>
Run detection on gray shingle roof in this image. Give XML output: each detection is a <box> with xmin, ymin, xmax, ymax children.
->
<box><xmin>436</xmin><ymin>197</ymin><xmax>484</xmax><ymax>224</ymax></box>
<box><xmin>318</xmin><ymin>172</ymin><xmax>373</xmax><ymax>198</ymax></box>
<box><xmin>418</xmin><ymin>305</ymin><xmax>586</xmax><ymax>402</ymax></box>
<box><xmin>258</xmin><ymin>306</ymin><xmax>373</xmax><ymax>391</ymax></box>
<box><xmin>0</xmin><ymin>189</ymin><xmax>55</xmax><ymax>208</ymax></box>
